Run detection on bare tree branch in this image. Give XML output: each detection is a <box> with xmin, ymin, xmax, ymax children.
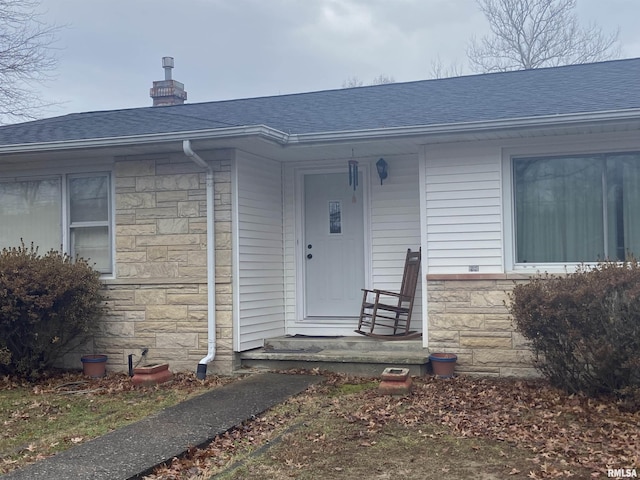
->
<box><xmin>342</xmin><ymin>74</ymin><xmax>395</xmax><ymax>88</ymax></box>
<box><xmin>467</xmin><ymin>0</ymin><xmax>620</xmax><ymax>72</ymax></box>
<box><xmin>342</xmin><ymin>76</ymin><xmax>364</xmax><ymax>88</ymax></box>
<box><xmin>0</xmin><ymin>0</ymin><xmax>60</xmax><ymax>124</ymax></box>
<box><xmin>370</xmin><ymin>74</ymin><xmax>395</xmax><ymax>85</ymax></box>
<box><xmin>429</xmin><ymin>55</ymin><xmax>464</xmax><ymax>79</ymax></box>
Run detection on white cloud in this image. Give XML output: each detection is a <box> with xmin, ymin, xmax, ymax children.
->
<box><xmin>29</xmin><ymin>0</ymin><xmax>640</xmax><ymax>118</ymax></box>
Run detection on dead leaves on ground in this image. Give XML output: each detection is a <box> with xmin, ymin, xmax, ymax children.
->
<box><xmin>336</xmin><ymin>376</ymin><xmax>640</xmax><ymax>478</ymax></box>
<box><xmin>145</xmin><ymin>373</ymin><xmax>639</xmax><ymax>479</ymax></box>
<box><xmin>4</xmin><ymin>372</ymin><xmax>638</xmax><ymax>479</ymax></box>
<box><xmin>0</xmin><ymin>371</ymin><xmax>236</xmax><ymax>475</ymax></box>
<box><xmin>149</xmin><ymin>415</ymin><xmax>293</xmax><ymax>480</ymax></box>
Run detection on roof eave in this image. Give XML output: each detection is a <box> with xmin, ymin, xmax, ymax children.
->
<box><xmin>0</xmin><ymin>125</ymin><xmax>290</xmax><ymax>155</ymax></box>
<box><xmin>286</xmin><ymin>109</ymin><xmax>640</xmax><ymax>145</ymax></box>
<box><xmin>0</xmin><ymin>109</ymin><xmax>639</xmax><ymax>155</ymax></box>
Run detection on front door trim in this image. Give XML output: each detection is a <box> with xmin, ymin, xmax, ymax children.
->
<box><xmin>294</xmin><ymin>163</ymin><xmax>372</xmax><ymax>323</ymax></box>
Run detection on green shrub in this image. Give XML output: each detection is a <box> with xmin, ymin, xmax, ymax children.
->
<box><xmin>0</xmin><ymin>243</ymin><xmax>105</xmax><ymax>379</ymax></box>
<box><xmin>509</xmin><ymin>261</ymin><xmax>640</xmax><ymax>402</ymax></box>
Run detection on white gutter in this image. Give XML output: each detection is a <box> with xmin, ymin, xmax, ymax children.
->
<box><xmin>2</xmin><ymin>109</ymin><xmax>640</xmax><ymax>156</ymax></box>
<box><xmin>283</xmin><ymin>108</ymin><xmax>640</xmax><ymax>145</ymax></box>
<box><xmin>182</xmin><ymin>139</ymin><xmax>216</xmax><ymax>379</ymax></box>
<box><xmin>0</xmin><ymin>125</ymin><xmax>290</xmax><ymax>154</ymax></box>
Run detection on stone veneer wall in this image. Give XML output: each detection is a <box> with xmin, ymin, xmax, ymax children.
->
<box><xmin>427</xmin><ymin>275</ymin><xmax>538</xmax><ymax>378</ymax></box>
<box><xmin>75</xmin><ymin>153</ymin><xmax>234</xmax><ymax>374</ymax></box>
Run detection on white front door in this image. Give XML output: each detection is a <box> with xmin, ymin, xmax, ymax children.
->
<box><xmin>304</xmin><ymin>172</ymin><xmax>365</xmax><ymax>317</ymax></box>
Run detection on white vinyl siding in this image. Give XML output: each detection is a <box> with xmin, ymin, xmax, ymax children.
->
<box><xmin>234</xmin><ymin>153</ymin><xmax>285</xmax><ymax>351</ymax></box>
<box><xmin>370</xmin><ymin>155</ymin><xmax>422</xmax><ymax>326</ymax></box>
<box><xmin>282</xmin><ymin>163</ymin><xmax>297</xmax><ymax>328</ymax></box>
<box><xmin>283</xmin><ymin>155</ymin><xmax>422</xmax><ymax>334</ymax></box>
<box><xmin>424</xmin><ymin>144</ymin><xmax>503</xmax><ymax>274</ymax></box>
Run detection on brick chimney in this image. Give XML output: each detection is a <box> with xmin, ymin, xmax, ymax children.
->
<box><xmin>150</xmin><ymin>57</ymin><xmax>187</xmax><ymax>106</ymax></box>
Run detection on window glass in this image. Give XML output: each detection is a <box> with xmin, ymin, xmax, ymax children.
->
<box><xmin>329</xmin><ymin>201</ymin><xmax>341</xmax><ymax>234</ymax></box>
<box><xmin>608</xmin><ymin>155</ymin><xmax>640</xmax><ymax>260</ymax></box>
<box><xmin>514</xmin><ymin>152</ymin><xmax>640</xmax><ymax>264</ymax></box>
<box><xmin>0</xmin><ymin>178</ymin><xmax>62</xmax><ymax>252</ymax></box>
<box><xmin>69</xmin><ymin>176</ymin><xmax>109</xmax><ymax>223</ymax></box>
<box><xmin>71</xmin><ymin>226</ymin><xmax>110</xmax><ymax>271</ymax></box>
<box><xmin>0</xmin><ymin>173</ymin><xmax>112</xmax><ymax>274</ymax></box>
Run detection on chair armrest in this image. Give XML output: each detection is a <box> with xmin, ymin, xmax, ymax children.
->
<box><xmin>371</xmin><ymin>289</ymin><xmax>403</xmax><ymax>298</ymax></box>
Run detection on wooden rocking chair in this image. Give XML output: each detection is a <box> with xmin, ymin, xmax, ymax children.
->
<box><xmin>355</xmin><ymin>248</ymin><xmax>421</xmax><ymax>339</ymax></box>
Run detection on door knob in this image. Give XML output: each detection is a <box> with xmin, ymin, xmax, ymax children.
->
<box><xmin>307</xmin><ymin>254</ymin><xmax>312</xmax><ymax>259</ymax></box>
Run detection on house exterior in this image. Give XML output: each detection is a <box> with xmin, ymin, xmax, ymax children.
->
<box><xmin>1</xmin><ymin>58</ymin><xmax>639</xmax><ymax>377</ymax></box>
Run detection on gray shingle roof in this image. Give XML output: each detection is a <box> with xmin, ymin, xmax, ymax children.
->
<box><xmin>1</xmin><ymin>58</ymin><xmax>639</xmax><ymax>146</ymax></box>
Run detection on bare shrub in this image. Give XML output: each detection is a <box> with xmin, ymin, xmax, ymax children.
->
<box><xmin>509</xmin><ymin>261</ymin><xmax>640</xmax><ymax>404</ymax></box>
<box><xmin>0</xmin><ymin>242</ymin><xmax>104</xmax><ymax>379</ymax></box>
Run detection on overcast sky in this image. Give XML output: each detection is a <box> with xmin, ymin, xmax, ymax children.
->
<box><xmin>33</xmin><ymin>0</ymin><xmax>640</xmax><ymax>118</ymax></box>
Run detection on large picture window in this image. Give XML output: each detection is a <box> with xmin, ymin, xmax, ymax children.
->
<box><xmin>0</xmin><ymin>178</ymin><xmax>62</xmax><ymax>253</ymax></box>
<box><xmin>514</xmin><ymin>152</ymin><xmax>640</xmax><ymax>264</ymax></box>
<box><xmin>0</xmin><ymin>172</ymin><xmax>112</xmax><ymax>273</ymax></box>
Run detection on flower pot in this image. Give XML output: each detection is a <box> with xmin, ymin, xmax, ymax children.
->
<box><xmin>379</xmin><ymin>367</ymin><xmax>413</xmax><ymax>395</ymax></box>
<box><xmin>429</xmin><ymin>353</ymin><xmax>457</xmax><ymax>378</ymax></box>
<box><xmin>81</xmin><ymin>354</ymin><xmax>108</xmax><ymax>378</ymax></box>
<box><xmin>132</xmin><ymin>363</ymin><xmax>172</xmax><ymax>386</ymax></box>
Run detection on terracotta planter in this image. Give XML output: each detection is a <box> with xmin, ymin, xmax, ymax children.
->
<box><xmin>81</xmin><ymin>354</ymin><xmax>108</xmax><ymax>378</ymax></box>
<box><xmin>429</xmin><ymin>353</ymin><xmax>457</xmax><ymax>378</ymax></box>
<box><xmin>379</xmin><ymin>367</ymin><xmax>412</xmax><ymax>395</ymax></box>
<box><xmin>132</xmin><ymin>363</ymin><xmax>172</xmax><ymax>386</ymax></box>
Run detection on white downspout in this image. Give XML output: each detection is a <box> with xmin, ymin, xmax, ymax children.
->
<box><xmin>182</xmin><ymin>140</ymin><xmax>216</xmax><ymax>379</ymax></box>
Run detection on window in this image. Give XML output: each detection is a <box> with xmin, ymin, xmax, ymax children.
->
<box><xmin>513</xmin><ymin>152</ymin><xmax>640</xmax><ymax>264</ymax></box>
<box><xmin>328</xmin><ymin>201</ymin><xmax>342</xmax><ymax>234</ymax></box>
<box><xmin>0</xmin><ymin>178</ymin><xmax>62</xmax><ymax>253</ymax></box>
<box><xmin>0</xmin><ymin>172</ymin><xmax>112</xmax><ymax>273</ymax></box>
<box><xmin>68</xmin><ymin>174</ymin><xmax>111</xmax><ymax>272</ymax></box>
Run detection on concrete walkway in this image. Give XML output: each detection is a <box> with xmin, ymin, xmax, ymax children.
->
<box><xmin>2</xmin><ymin>372</ymin><xmax>322</xmax><ymax>480</ymax></box>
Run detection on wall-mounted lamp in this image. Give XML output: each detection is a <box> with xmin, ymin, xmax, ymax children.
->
<box><xmin>376</xmin><ymin>158</ymin><xmax>388</xmax><ymax>185</ymax></box>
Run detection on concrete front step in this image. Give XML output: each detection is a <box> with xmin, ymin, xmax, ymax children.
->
<box><xmin>265</xmin><ymin>335</ymin><xmax>424</xmax><ymax>352</ymax></box>
<box><xmin>240</xmin><ymin>336</ymin><xmax>429</xmax><ymax>377</ymax></box>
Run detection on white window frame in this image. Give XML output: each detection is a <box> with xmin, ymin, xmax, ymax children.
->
<box><xmin>0</xmin><ymin>168</ymin><xmax>115</xmax><ymax>276</ymax></box>
<box><xmin>502</xmin><ymin>138</ymin><xmax>640</xmax><ymax>273</ymax></box>
<box><xmin>67</xmin><ymin>172</ymin><xmax>113</xmax><ymax>275</ymax></box>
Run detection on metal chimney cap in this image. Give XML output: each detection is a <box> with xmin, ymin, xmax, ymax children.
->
<box><xmin>162</xmin><ymin>57</ymin><xmax>174</xmax><ymax>68</ymax></box>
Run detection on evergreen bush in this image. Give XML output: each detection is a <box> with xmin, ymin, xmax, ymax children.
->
<box><xmin>0</xmin><ymin>243</ymin><xmax>104</xmax><ymax>379</ymax></box>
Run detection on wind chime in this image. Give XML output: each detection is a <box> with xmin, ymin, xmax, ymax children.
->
<box><xmin>348</xmin><ymin>156</ymin><xmax>358</xmax><ymax>203</ymax></box>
